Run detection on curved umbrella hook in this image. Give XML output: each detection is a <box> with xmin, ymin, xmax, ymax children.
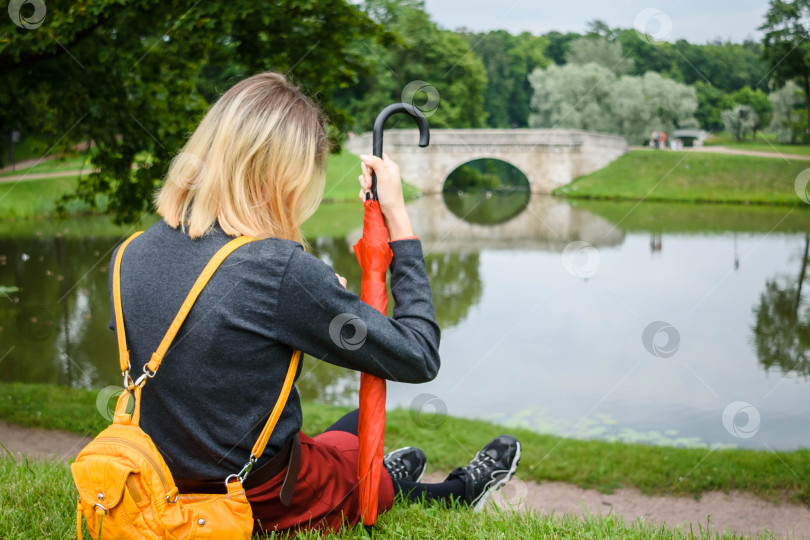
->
<box><xmin>369</xmin><ymin>103</ymin><xmax>430</xmax><ymax>201</ymax></box>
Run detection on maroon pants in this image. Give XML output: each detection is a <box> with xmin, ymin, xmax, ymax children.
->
<box><xmin>246</xmin><ymin>431</ymin><xmax>395</xmax><ymax>533</ymax></box>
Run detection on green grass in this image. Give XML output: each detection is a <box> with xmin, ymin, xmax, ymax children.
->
<box><xmin>0</xmin><ymin>151</ymin><xmax>418</xmax><ymax>219</ymax></box>
<box><xmin>3</xmin><ymin>135</ymin><xmax>54</xmax><ymax>164</ymax></box>
<box><xmin>0</xmin><ymin>458</ymin><xmax>766</xmax><ymax>540</ymax></box>
<box><xmin>2</xmin><ymin>382</ymin><xmax>809</xmax><ymax>506</ymax></box>
<box><xmin>0</xmin><ymin>213</ymin><xmax>161</xmax><ymax>239</ymax></box>
<box><xmin>0</xmin><ymin>152</ymin><xmax>92</xmax><ymax>177</ymax></box>
<box><xmin>322</xmin><ymin>150</ymin><xmax>420</xmax><ymax>201</ymax></box>
<box><xmin>556</xmin><ymin>150</ymin><xmax>810</xmax><ymax>206</ymax></box>
<box><xmin>0</xmin><ymin>176</ymin><xmax>97</xmax><ymax>218</ymax></box>
<box><xmin>0</xmin><ymin>201</ymin><xmax>362</xmax><ymax>241</ymax></box>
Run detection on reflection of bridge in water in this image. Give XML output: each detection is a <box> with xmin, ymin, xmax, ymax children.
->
<box><xmin>348</xmin><ymin>195</ymin><xmax>625</xmax><ymax>253</ymax></box>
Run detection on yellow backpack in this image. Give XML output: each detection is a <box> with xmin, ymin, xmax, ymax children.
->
<box><xmin>71</xmin><ymin>232</ymin><xmax>300</xmax><ymax>539</ymax></box>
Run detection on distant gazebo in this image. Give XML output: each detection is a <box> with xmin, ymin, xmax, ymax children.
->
<box><xmin>672</xmin><ymin>129</ymin><xmax>708</xmax><ymax>147</ymax></box>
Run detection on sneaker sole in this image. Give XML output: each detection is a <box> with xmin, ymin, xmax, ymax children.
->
<box><xmin>385</xmin><ymin>447</ymin><xmax>427</xmax><ymax>483</ymax></box>
<box><xmin>471</xmin><ymin>441</ymin><xmax>521</xmax><ymax>512</ymax></box>
<box><xmin>414</xmin><ymin>463</ymin><xmax>426</xmax><ymax>483</ymax></box>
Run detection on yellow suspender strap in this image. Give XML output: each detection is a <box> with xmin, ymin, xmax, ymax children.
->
<box><xmin>113</xmin><ymin>232</ymin><xmax>144</xmax><ymax>373</ymax></box>
<box><xmin>112</xmin><ymin>231</ymin><xmax>301</xmax><ymax>460</ymax></box>
<box><xmin>251</xmin><ymin>349</ymin><xmax>300</xmax><ymax>459</ymax></box>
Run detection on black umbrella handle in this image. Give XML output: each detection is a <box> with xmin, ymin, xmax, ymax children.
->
<box><xmin>368</xmin><ymin>103</ymin><xmax>430</xmax><ymax>201</ymax></box>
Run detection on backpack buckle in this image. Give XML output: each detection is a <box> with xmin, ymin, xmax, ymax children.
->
<box><xmin>224</xmin><ymin>453</ymin><xmax>257</xmax><ymax>487</ymax></box>
<box><xmin>132</xmin><ymin>365</ymin><xmax>156</xmax><ymax>388</ymax></box>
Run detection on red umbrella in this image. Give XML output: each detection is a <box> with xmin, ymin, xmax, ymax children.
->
<box><xmin>354</xmin><ymin>103</ymin><xmax>429</xmax><ymax>528</ymax></box>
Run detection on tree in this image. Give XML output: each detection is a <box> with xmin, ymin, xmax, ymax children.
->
<box><xmin>528</xmin><ymin>64</ymin><xmax>698</xmax><ymax>144</ymax></box>
<box><xmin>565</xmin><ymin>36</ymin><xmax>634</xmax><ymax>75</ymax></box>
<box><xmin>334</xmin><ymin>0</ymin><xmax>488</xmax><ymax>131</ymax></box>
<box><xmin>769</xmin><ymin>80</ymin><xmax>805</xmax><ymax>142</ymax></box>
<box><xmin>543</xmin><ymin>31</ymin><xmax>581</xmax><ymax>65</ymax></box>
<box><xmin>760</xmin><ymin>0</ymin><xmax>810</xmax><ymax>139</ymax></box>
<box><xmin>528</xmin><ymin>63</ymin><xmax>616</xmax><ymax>134</ymax></box>
<box><xmin>722</xmin><ymin>105</ymin><xmax>758</xmax><ymax>140</ymax></box>
<box><xmin>723</xmin><ymin>87</ymin><xmax>772</xmax><ymax>136</ymax></box>
<box><xmin>614</xmin><ymin>28</ymin><xmax>676</xmax><ymax>78</ymax></box>
<box><xmin>695</xmin><ymin>81</ymin><xmax>726</xmax><ymax>131</ymax></box>
<box><xmin>1</xmin><ymin>0</ymin><xmax>390</xmax><ymax>222</ymax></box>
<box><xmin>585</xmin><ymin>19</ymin><xmax>616</xmax><ymax>40</ymax></box>
<box><xmin>637</xmin><ymin>71</ymin><xmax>699</xmax><ymax>130</ymax></box>
<box><xmin>613</xmin><ymin>29</ymin><xmax>768</xmax><ymax>93</ymax></box>
<box><xmin>461</xmin><ymin>30</ymin><xmax>548</xmax><ymax>127</ymax></box>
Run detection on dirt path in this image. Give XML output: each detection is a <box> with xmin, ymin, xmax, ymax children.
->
<box><xmin>0</xmin><ymin>141</ymin><xmax>93</xmax><ymax>174</ymax></box>
<box><xmin>632</xmin><ymin>145</ymin><xmax>810</xmax><ymax>161</ymax></box>
<box><xmin>489</xmin><ymin>479</ymin><xmax>809</xmax><ymax>539</ymax></box>
<box><xmin>690</xmin><ymin>145</ymin><xmax>810</xmax><ymax>161</ymax></box>
<box><xmin>0</xmin><ymin>168</ymin><xmax>97</xmax><ymax>182</ymax></box>
<box><xmin>2</xmin><ymin>421</ymin><xmax>807</xmax><ymax>539</ymax></box>
<box><xmin>0</xmin><ymin>421</ymin><xmax>93</xmax><ymax>462</ymax></box>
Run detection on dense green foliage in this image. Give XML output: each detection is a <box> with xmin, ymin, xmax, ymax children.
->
<box><xmin>459</xmin><ymin>30</ymin><xmax>548</xmax><ymax>127</ymax></box>
<box><xmin>1</xmin><ymin>0</ymin><xmax>392</xmax><ymax>222</ymax></box>
<box><xmin>333</xmin><ymin>0</ymin><xmax>488</xmax><ymax>131</ymax></box>
<box><xmin>761</xmin><ymin>0</ymin><xmax>810</xmax><ymax>138</ymax></box>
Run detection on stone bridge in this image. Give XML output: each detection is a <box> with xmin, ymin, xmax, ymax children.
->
<box><xmin>345</xmin><ymin>128</ymin><xmax>627</xmax><ymax>194</ymax></box>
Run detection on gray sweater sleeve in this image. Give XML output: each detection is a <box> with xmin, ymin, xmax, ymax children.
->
<box><xmin>274</xmin><ymin>239</ymin><xmax>440</xmax><ymax>383</ymax></box>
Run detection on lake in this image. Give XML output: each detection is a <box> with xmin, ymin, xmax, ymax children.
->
<box><xmin>1</xmin><ymin>193</ymin><xmax>808</xmax><ymax>450</ymax></box>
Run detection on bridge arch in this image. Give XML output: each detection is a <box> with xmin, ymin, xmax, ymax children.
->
<box><xmin>442</xmin><ymin>156</ymin><xmax>531</xmax><ymax>192</ymax></box>
<box><xmin>444</xmin><ymin>157</ymin><xmax>531</xmax><ymax>193</ymax></box>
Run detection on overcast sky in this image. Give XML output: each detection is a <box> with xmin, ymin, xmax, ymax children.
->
<box><xmin>423</xmin><ymin>0</ymin><xmax>768</xmax><ymax>44</ymax></box>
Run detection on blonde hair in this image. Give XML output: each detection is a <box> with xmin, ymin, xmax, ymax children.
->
<box><xmin>155</xmin><ymin>72</ymin><xmax>329</xmax><ymax>245</ymax></box>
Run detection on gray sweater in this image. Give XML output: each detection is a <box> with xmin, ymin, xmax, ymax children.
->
<box><xmin>108</xmin><ymin>219</ymin><xmax>440</xmax><ymax>481</ymax></box>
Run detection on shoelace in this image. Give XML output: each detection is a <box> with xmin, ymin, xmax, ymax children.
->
<box><xmin>467</xmin><ymin>452</ymin><xmax>499</xmax><ymax>481</ymax></box>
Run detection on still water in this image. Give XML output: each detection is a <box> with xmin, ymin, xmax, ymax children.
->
<box><xmin>1</xmin><ymin>194</ymin><xmax>808</xmax><ymax>450</ymax></box>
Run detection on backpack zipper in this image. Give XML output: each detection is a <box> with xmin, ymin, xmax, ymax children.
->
<box><xmin>91</xmin><ymin>437</ymin><xmax>171</xmax><ymax>494</ymax></box>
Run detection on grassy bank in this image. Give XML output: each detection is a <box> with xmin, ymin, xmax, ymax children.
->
<box><xmin>1</xmin><ymin>458</ymin><xmax>762</xmax><ymax>540</ymax></box>
<box><xmin>0</xmin><ymin>176</ymin><xmax>94</xmax><ymax>218</ymax></box>
<box><xmin>0</xmin><ymin>150</ymin><xmax>417</xmax><ymax>219</ymax></box>
<box><xmin>571</xmin><ymin>199</ymin><xmax>810</xmax><ymax>234</ymax></box>
<box><xmin>556</xmin><ymin>150</ymin><xmax>810</xmax><ymax>206</ymax></box>
<box><xmin>2</xmin><ymin>382</ymin><xmax>808</xmax><ymax>506</ymax></box>
<box><xmin>0</xmin><ymin>201</ymin><xmax>363</xmax><ymax>241</ymax></box>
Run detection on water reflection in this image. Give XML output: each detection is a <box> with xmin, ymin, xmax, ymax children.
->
<box><xmin>309</xmin><ymin>236</ymin><xmax>482</xmax><ymax>330</ymax></box>
<box><xmin>404</xmin><ymin>194</ymin><xmax>625</xmax><ymax>252</ymax></box>
<box><xmin>752</xmin><ymin>234</ymin><xmax>810</xmax><ymax>378</ymax></box>
<box><xmin>443</xmin><ymin>191</ymin><xmax>530</xmax><ymax>225</ymax></box>
<box><xmin>0</xmin><ymin>234</ymin><xmax>121</xmax><ymax>387</ymax></box>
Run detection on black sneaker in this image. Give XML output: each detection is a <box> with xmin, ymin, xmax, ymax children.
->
<box><xmin>383</xmin><ymin>447</ymin><xmax>427</xmax><ymax>483</ymax></box>
<box><xmin>446</xmin><ymin>435</ymin><xmax>521</xmax><ymax>511</ymax></box>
